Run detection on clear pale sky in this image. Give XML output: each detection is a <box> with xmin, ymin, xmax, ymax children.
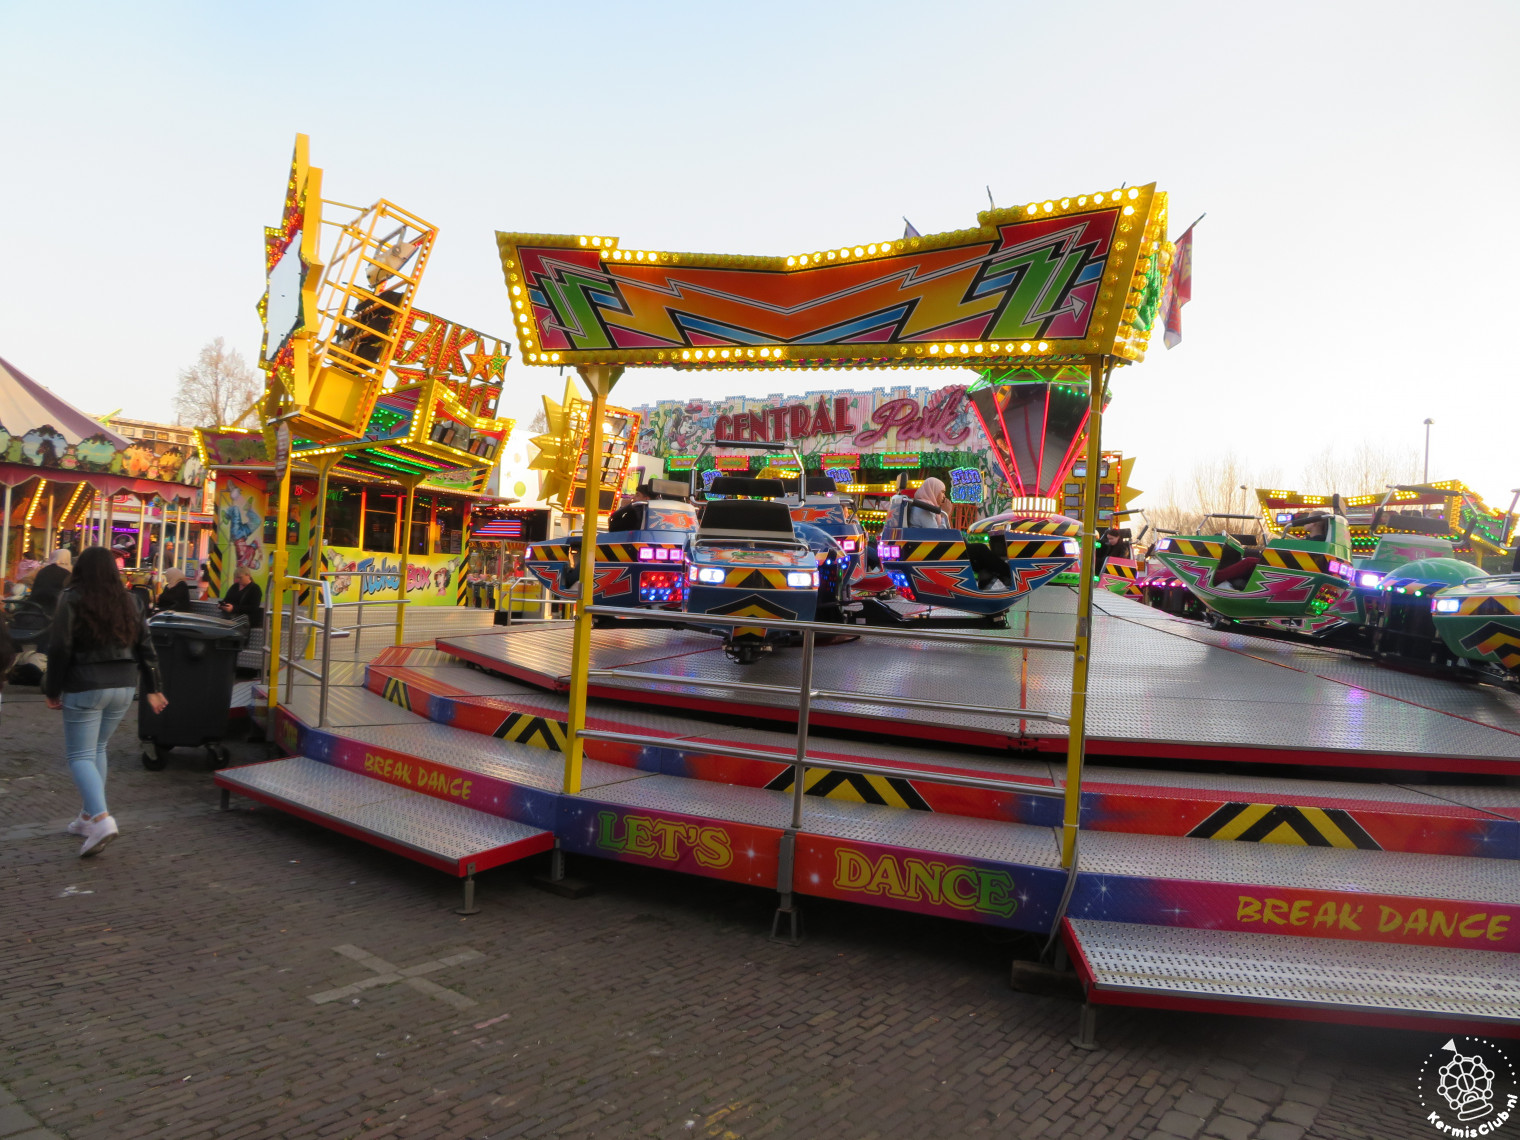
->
<box><xmin>2</xmin><ymin>1</ymin><xmax>1515</xmax><ymax>508</ymax></box>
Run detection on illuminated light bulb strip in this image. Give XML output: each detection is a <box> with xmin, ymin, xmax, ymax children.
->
<box><xmin>23</xmin><ymin>479</ymin><xmax>48</xmax><ymax>526</ymax></box>
<box><xmin>500</xmin><ymin>184</ymin><xmax>1168</xmax><ymax>371</ymax></box>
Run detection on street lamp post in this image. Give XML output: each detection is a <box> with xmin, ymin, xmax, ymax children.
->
<box><xmin>1423</xmin><ymin>418</ymin><xmax>1434</xmax><ymax>482</ymax></box>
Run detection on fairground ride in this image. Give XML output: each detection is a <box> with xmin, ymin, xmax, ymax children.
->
<box><xmin>496</xmin><ymin>183</ymin><xmax>1174</xmax><ymax>868</ymax></box>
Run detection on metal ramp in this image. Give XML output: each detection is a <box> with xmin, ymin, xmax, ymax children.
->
<box><xmin>215</xmin><ymin>756</ymin><xmax>554</xmax><ymax>911</ymax></box>
<box><xmin>1062</xmin><ymin>918</ymin><xmax>1520</xmax><ymax>1037</ymax></box>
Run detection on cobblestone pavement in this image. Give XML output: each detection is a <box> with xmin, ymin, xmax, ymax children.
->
<box><xmin>0</xmin><ymin>689</ymin><xmax>1467</xmax><ymax>1139</ymax></box>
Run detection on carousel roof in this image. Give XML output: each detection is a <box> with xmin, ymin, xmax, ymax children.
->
<box><xmin>0</xmin><ymin>355</ymin><xmax>128</xmax><ymax>447</ymax></box>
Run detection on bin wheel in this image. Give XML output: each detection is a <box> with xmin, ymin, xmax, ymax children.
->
<box><xmin>141</xmin><ymin>743</ymin><xmax>167</xmax><ymax>771</ymax></box>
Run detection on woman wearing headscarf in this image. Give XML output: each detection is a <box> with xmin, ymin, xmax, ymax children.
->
<box><xmin>904</xmin><ymin>477</ymin><xmax>952</xmax><ymax>529</ymax></box>
<box><xmin>30</xmin><ymin>548</ymin><xmax>72</xmax><ymax>613</ymax></box>
<box><xmin>155</xmin><ymin>568</ymin><xmax>192</xmax><ymax>613</ymax></box>
<box><xmin>44</xmin><ymin>546</ymin><xmax>168</xmax><ymax>856</ymax></box>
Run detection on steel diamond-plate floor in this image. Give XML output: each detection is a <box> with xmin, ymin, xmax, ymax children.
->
<box><xmin>435</xmin><ymin>591</ymin><xmax>1520</xmax><ymax>771</ymax></box>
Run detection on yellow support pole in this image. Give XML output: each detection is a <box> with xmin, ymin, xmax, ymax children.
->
<box><xmin>563</xmin><ymin>364</ymin><xmax>622</xmax><ymax>794</ymax></box>
<box><xmin>395</xmin><ymin>474</ymin><xmax>423</xmax><ymax>646</ymax></box>
<box><xmin>1060</xmin><ymin>355</ymin><xmax>1108</xmax><ymax>869</ymax></box>
<box><xmin>265</xmin><ymin>448</ymin><xmax>294</xmax><ymax>721</ymax></box>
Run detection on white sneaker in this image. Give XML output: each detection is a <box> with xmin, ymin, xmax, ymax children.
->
<box><xmin>79</xmin><ymin>815</ymin><xmax>119</xmax><ymax>857</ymax></box>
<box><xmin>66</xmin><ymin>815</ymin><xmax>89</xmax><ymax>836</ymax></box>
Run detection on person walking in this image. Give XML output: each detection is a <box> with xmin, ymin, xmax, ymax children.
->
<box><xmin>43</xmin><ymin>546</ymin><xmax>168</xmax><ymax>856</ymax></box>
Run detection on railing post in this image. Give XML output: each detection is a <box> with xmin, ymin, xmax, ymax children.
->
<box><xmin>318</xmin><ymin>601</ymin><xmax>334</xmax><ymax>728</ymax></box>
<box><xmin>790</xmin><ymin>629</ymin><xmax>816</xmax><ymax>831</ymax></box>
<box><xmin>283</xmin><ymin>585</ymin><xmax>298</xmax><ymax>703</ymax></box>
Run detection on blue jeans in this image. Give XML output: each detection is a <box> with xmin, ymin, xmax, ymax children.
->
<box><xmin>61</xmin><ymin>687</ymin><xmax>134</xmax><ymax>818</ymax></box>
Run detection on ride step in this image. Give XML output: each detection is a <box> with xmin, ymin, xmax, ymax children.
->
<box><xmin>215</xmin><ymin>756</ymin><xmax>555</xmax><ymax>882</ymax></box>
<box><xmin>1062</xmin><ymin>917</ymin><xmax>1520</xmax><ymax>1034</ymax></box>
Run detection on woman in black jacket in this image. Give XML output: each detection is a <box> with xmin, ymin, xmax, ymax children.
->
<box><xmin>44</xmin><ymin>547</ymin><xmax>168</xmax><ymax>856</ymax></box>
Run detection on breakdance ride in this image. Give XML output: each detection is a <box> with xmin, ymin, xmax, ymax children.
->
<box><xmin>215</xmin><ymin>143</ymin><xmax>1520</xmax><ymax>1047</ymax></box>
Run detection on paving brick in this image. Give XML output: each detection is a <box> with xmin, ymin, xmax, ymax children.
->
<box><xmin>1154</xmin><ymin>1110</ymin><xmax>1205</xmax><ymax>1138</ymax></box>
<box><xmin>1255</xmin><ymin>1123</ymin><xmax>1306</xmax><ymax>1140</ymax></box>
<box><xmin>0</xmin><ymin>1105</ymin><xmax>41</xmax><ymax>1137</ymax></box>
<box><xmin>1219</xmin><ymin>1093</ymin><xmax>1269</xmax><ymax>1124</ymax></box>
<box><xmin>1201</xmin><ymin>1116</ymin><xmax>1254</xmax><ymax>1140</ymax></box>
<box><xmin>1173</xmin><ymin>1092</ymin><xmax>1217</xmax><ymax>1119</ymax></box>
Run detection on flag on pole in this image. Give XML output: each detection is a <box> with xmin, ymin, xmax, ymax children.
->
<box><xmin>1161</xmin><ymin>223</ymin><xmax>1195</xmax><ymax>349</ymax></box>
<box><xmin>902</xmin><ymin>217</ymin><xmax>921</xmax><ymax>239</ymax></box>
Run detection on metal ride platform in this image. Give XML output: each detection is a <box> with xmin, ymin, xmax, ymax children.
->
<box><xmin>217</xmin><ymin>637</ymin><xmax>1520</xmax><ymax>1038</ymax></box>
<box><xmin>437</xmin><ymin>590</ymin><xmax>1520</xmax><ymax>775</ymax></box>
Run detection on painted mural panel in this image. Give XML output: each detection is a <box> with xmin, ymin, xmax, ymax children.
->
<box><xmin>321</xmin><ymin>546</ymin><xmax>465</xmax><ymax>608</ymax></box>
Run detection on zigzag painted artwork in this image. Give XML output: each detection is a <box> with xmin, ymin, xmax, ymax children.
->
<box><xmin>496</xmin><ymin>185</ymin><xmax>1169</xmax><ymax>369</ymax></box>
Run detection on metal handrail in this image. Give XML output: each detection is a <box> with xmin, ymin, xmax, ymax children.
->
<box><xmin>575</xmin><ymin>727</ymin><xmax>1064</xmax><ymax>801</ymax></box>
<box><xmin>583</xmin><ymin>668</ymin><xmax>1067</xmax><ymax>724</ymax></box>
<box><xmin>581</xmin><ymin>602</ymin><xmax>1077</xmax><ymax>833</ymax></box>
<box><xmin>499</xmin><ymin>577</ymin><xmax>574</xmax><ymax>625</ymax></box>
<box><xmin>586</xmin><ymin>603</ymin><xmax>1075</xmax><ymax>650</ymax></box>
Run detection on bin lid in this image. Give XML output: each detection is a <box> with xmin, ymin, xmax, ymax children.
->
<box><xmin>148</xmin><ymin>611</ymin><xmax>248</xmax><ymax>642</ymax></box>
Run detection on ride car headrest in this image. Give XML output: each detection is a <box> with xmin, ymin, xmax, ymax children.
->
<box><xmin>709</xmin><ymin>477</ymin><xmax>785</xmax><ymax>498</ymax></box>
<box><xmin>643</xmin><ymin>479</ymin><xmax>691</xmax><ymax>501</ymax></box>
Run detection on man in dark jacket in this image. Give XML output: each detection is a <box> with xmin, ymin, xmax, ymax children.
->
<box><xmin>220</xmin><ymin>568</ymin><xmax>264</xmax><ymax>629</ymax></box>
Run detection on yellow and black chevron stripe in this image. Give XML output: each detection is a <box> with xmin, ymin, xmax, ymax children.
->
<box><xmin>1006</xmin><ymin>539</ymin><xmax>1071</xmax><ymax>559</ymax></box>
<box><xmin>1011</xmin><ymin>520</ymin><xmax>1080</xmax><ymax>537</ymax></box>
<box><xmin>455</xmin><ymin>564</ymin><xmax>469</xmax><ymax>607</ymax></box>
<box><xmin>530</xmin><ymin>544</ymin><xmax>573</xmax><ymax>561</ymax></box>
<box><xmin>1187</xmin><ymin>802</ymin><xmax>1379</xmax><ymax>849</ymax></box>
<box><xmin>380</xmin><ymin>675</ymin><xmax>413</xmax><ymax>712</ymax></box>
<box><xmin>720</xmin><ymin>567</ymin><xmax>800</xmax><ymax>589</ymax></box>
<box><xmin>765</xmin><ymin>766</ymin><xmax>932</xmax><ymax>811</ymax></box>
<box><xmin>208</xmin><ymin>544</ymin><xmax>224</xmax><ymax>595</ymax></box>
<box><xmin>896</xmin><ymin>540</ymin><xmax>968</xmax><ymax>561</ymax></box>
<box><xmin>1102</xmin><ymin>560</ymin><xmax>1139</xmax><ymax>581</ymax></box>
<box><xmin>1457</xmin><ymin>594</ymin><xmax>1520</xmax><ymax>617</ymax></box>
<box><xmin>1261</xmin><ymin>548</ymin><xmax>1333</xmax><ymax>573</ymax></box>
<box><xmin>1459</xmin><ymin>621</ymin><xmax>1520</xmax><ymax>670</ymax></box>
<box><xmin>295</xmin><ymin>550</ymin><xmax>314</xmax><ymax>604</ymax></box>
<box><xmin>492</xmin><ymin>710</ymin><xmax>568</xmax><ymax>750</ymax></box>
<box><xmin>597</xmin><ymin>543</ymin><xmax>644</xmax><ymax>562</ymax></box>
<box><xmin>1169</xmin><ymin>538</ymin><xmax>1225</xmax><ymax>559</ymax></box>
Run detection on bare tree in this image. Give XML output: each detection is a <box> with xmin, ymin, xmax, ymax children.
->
<box><xmin>1298</xmin><ymin>440</ymin><xmax>1420</xmax><ymax>496</ymax></box>
<box><xmin>528</xmin><ymin>407</ymin><xmax>549</xmax><ymax>434</ymax></box>
<box><xmin>173</xmin><ymin>338</ymin><xmax>262</xmax><ymax>427</ymax></box>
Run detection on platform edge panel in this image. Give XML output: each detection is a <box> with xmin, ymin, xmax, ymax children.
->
<box><xmin>215</xmin><ymin>757</ymin><xmax>555</xmax><ymax>876</ymax></box>
<box><xmin>1062</xmin><ymin>918</ymin><xmax>1520</xmax><ymax>1033</ymax></box>
<box><xmin>364</xmin><ymin>658</ymin><xmax>1520</xmax><ymax>858</ymax></box>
